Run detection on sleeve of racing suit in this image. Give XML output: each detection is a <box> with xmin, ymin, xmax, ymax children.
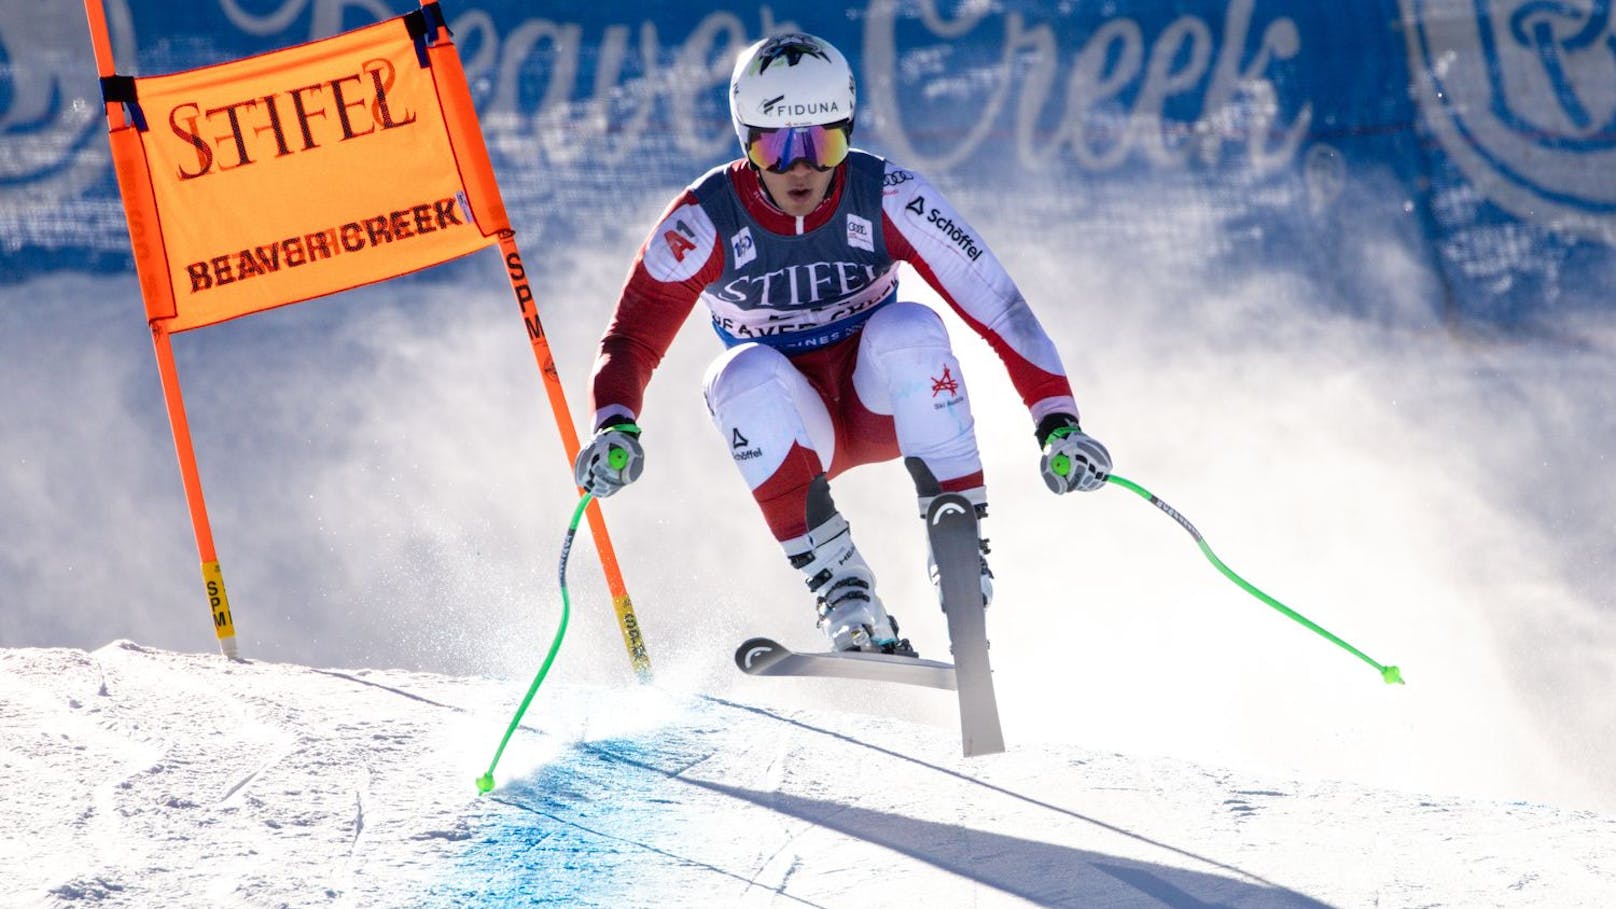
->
<box><xmin>588</xmin><ymin>191</ymin><xmax>725</xmax><ymax>431</ymax></box>
<box><xmin>880</xmin><ymin>163</ymin><xmax>1080</xmax><ymax>428</ymax></box>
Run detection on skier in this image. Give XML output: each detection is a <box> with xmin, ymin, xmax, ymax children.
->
<box><xmin>573</xmin><ymin>32</ymin><xmax>1111</xmax><ymax>655</ymax></box>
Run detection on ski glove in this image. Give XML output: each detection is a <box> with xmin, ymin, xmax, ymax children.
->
<box><xmin>573</xmin><ymin>422</ymin><xmax>644</xmax><ymax>498</ymax></box>
<box><xmin>1036</xmin><ymin>413</ymin><xmax>1111</xmax><ymax>494</ymax></box>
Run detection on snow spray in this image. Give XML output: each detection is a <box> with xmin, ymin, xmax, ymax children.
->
<box><xmin>476</xmin><ymin>492</ymin><xmax>591</xmax><ymax>793</ymax></box>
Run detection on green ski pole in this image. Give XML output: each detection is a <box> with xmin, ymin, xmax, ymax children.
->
<box><xmin>476</xmin><ymin>491</ymin><xmax>593</xmax><ymax>793</ymax></box>
<box><xmin>1097</xmin><ymin>472</ymin><xmax>1404</xmax><ymax>685</ymax></box>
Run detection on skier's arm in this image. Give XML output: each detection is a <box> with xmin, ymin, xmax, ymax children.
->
<box><xmin>588</xmin><ymin>193</ymin><xmax>723</xmax><ymax>431</ymax></box>
<box><xmin>882</xmin><ymin>165</ymin><xmax>1112</xmax><ymax>492</ymax></box>
<box><xmin>880</xmin><ymin>166</ymin><xmax>1077</xmax><ymax>429</ymax></box>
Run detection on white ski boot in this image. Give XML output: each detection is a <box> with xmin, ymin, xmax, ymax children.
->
<box><xmin>790</xmin><ymin>512</ymin><xmax>911</xmax><ymax>654</ymax></box>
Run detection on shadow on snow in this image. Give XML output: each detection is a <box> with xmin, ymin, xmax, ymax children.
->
<box><xmin>436</xmin><ymin>696</ymin><xmax>1333</xmax><ymax>909</ymax></box>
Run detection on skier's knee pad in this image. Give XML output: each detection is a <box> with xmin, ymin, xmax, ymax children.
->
<box><xmin>703</xmin><ymin>343</ymin><xmax>835</xmax><ymax>474</ymax></box>
<box><xmin>702</xmin><ymin>343</ymin><xmax>793</xmax><ymax>415</ymax></box>
<box><xmin>861</xmin><ymin>301</ymin><xmax>950</xmax><ymax>357</ymax></box>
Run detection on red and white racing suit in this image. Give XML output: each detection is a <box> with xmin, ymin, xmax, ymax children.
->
<box><xmin>586</xmin><ymin>151</ymin><xmax>1079</xmax><ymax>544</ymax></box>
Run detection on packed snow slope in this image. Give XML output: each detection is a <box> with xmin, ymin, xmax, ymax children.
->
<box><xmin>2</xmin><ymin>640</ymin><xmax>1612</xmax><ymax>908</ymax></box>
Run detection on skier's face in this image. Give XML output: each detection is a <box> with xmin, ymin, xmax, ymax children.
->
<box><xmin>758</xmin><ymin>159</ymin><xmax>834</xmax><ymax>217</ymax></box>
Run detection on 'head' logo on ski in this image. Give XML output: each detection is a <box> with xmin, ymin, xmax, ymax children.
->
<box><xmin>1401</xmin><ymin>0</ymin><xmax>1616</xmax><ymax>238</ymax></box>
<box><xmin>742</xmin><ymin>642</ymin><xmax>774</xmax><ymax>669</ymax></box>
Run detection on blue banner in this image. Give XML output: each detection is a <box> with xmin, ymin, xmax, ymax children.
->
<box><xmin>2</xmin><ymin>0</ymin><xmax>1612</xmax><ymax>325</ymax></box>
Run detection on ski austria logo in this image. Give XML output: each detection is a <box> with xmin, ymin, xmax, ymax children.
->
<box><xmin>1401</xmin><ymin>0</ymin><xmax>1616</xmax><ymax>240</ymax></box>
<box><xmin>0</xmin><ymin>0</ymin><xmax>133</xmax><ymax>199</ymax></box>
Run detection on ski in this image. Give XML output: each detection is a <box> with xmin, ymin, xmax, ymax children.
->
<box><xmin>734</xmin><ymin>637</ymin><xmax>958</xmax><ymax>691</ymax></box>
<box><xmin>731</xmin><ymin>493</ymin><xmax>1005</xmax><ymax>757</ymax></box>
<box><xmin>927</xmin><ymin>492</ymin><xmax>1005</xmax><ymax>756</ymax></box>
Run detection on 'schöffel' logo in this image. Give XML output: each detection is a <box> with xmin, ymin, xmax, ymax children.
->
<box><xmin>1402</xmin><ymin>0</ymin><xmax>1616</xmax><ymax>240</ymax></box>
<box><xmin>730</xmin><ymin>426</ymin><xmax>763</xmax><ymax>462</ymax></box>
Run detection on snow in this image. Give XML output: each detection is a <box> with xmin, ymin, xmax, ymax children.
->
<box><xmin>3</xmin><ymin>640</ymin><xmax>1611</xmax><ymax>908</ymax></box>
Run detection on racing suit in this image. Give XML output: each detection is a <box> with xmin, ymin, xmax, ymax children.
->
<box><xmin>586</xmin><ymin>150</ymin><xmax>1079</xmax><ymax>543</ymax></box>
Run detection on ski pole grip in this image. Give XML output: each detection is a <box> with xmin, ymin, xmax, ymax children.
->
<box><xmin>1044</xmin><ymin>425</ymin><xmax>1076</xmax><ymax>477</ymax></box>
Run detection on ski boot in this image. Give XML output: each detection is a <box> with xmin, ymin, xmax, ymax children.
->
<box><xmin>789</xmin><ymin>511</ymin><xmax>916</xmax><ymax>657</ymax></box>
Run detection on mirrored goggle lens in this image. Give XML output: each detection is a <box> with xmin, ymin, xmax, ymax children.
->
<box><xmin>746</xmin><ymin>123</ymin><xmax>850</xmax><ymax>173</ymax></box>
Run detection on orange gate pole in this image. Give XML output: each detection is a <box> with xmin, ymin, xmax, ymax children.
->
<box><xmin>151</xmin><ymin>326</ymin><xmax>238</xmax><ymax>657</ymax></box>
<box><xmin>84</xmin><ymin>0</ymin><xmax>238</xmax><ymax>657</ymax></box>
<box><xmin>417</xmin><ymin>2</ymin><xmax>651</xmax><ymax>681</ymax></box>
<box><xmin>500</xmin><ymin>234</ymin><xmax>651</xmax><ymax>681</ymax></box>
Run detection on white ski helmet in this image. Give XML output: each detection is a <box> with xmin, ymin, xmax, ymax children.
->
<box><xmin>729</xmin><ymin>33</ymin><xmax>856</xmax><ymax>166</ymax></box>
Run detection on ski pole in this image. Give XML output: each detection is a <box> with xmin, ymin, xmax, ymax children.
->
<box><xmin>500</xmin><ymin>234</ymin><xmax>651</xmax><ymax>682</ymax></box>
<box><xmin>476</xmin><ymin>491</ymin><xmax>592</xmax><ymax>793</ymax></box>
<box><xmin>1102</xmin><ymin>474</ymin><xmax>1404</xmax><ymax>685</ymax></box>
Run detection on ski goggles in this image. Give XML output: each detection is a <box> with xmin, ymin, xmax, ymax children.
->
<box><xmin>745</xmin><ymin>121</ymin><xmax>851</xmax><ymax>173</ymax></box>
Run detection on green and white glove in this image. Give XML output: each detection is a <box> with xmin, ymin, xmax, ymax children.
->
<box><xmin>1036</xmin><ymin>414</ymin><xmax>1110</xmax><ymax>494</ymax></box>
<box><xmin>573</xmin><ymin>422</ymin><xmax>644</xmax><ymax>497</ymax></box>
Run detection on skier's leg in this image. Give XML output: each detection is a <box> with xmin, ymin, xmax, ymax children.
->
<box><xmin>852</xmin><ymin>301</ymin><xmax>983</xmax><ymax>491</ymax></box>
<box><xmin>702</xmin><ymin>343</ymin><xmax>832</xmax><ymax>541</ymax></box>
<box><xmin>790</xmin><ymin>474</ymin><xmax>910</xmax><ymax>653</ymax></box>
<box><xmin>854</xmin><ymin>302</ymin><xmax>994</xmax><ymax>605</ymax></box>
<box><xmin>703</xmin><ymin>344</ymin><xmax>901</xmax><ymax>650</ymax></box>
